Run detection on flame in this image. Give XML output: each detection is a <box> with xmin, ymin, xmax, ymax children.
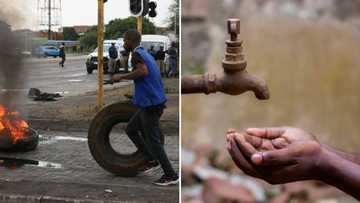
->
<box><xmin>0</xmin><ymin>105</ymin><xmax>5</xmax><ymax>117</ymax></box>
<box><xmin>0</xmin><ymin>122</ymin><xmax>4</xmax><ymax>131</ymax></box>
<box><xmin>0</xmin><ymin>105</ymin><xmax>29</xmax><ymax>144</ymax></box>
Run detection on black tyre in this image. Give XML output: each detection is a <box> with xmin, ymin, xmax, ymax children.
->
<box><xmin>88</xmin><ymin>101</ymin><xmax>164</xmax><ymax>177</ymax></box>
<box><xmin>87</xmin><ymin>67</ymin><xmax>93</xmax><ymax>74</ymax></box>
<box><xmin>0</xmin><ymin>128</ymin><xmax>39</xmax><ymax>152</ymax></box>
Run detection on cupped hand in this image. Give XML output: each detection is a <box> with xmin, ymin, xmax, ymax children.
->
<box><xmin>226</xmin><ymin>127</ymin><xmax>325</xmax><ymax>184</ymax></box>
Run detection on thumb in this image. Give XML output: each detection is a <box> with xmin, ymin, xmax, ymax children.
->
<box><xmin>251</xmin><ymin>149</ymin><xmax>296</xmax><ymax>166</ymax></box>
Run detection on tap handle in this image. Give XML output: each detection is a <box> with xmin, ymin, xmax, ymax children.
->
<box><xmin>227</xmin><ymin>19</ymin><xmax>240</xmax><ymax>41</ymax></box>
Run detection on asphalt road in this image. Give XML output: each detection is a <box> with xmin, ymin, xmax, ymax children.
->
<box><xmin>3</xmin><ymin>55</ymin><xmax>128</xmax><ymax>98</ymax></box>
<box><xmin>0</xmin><ymin>130</ymin><xmax>179</xmax><ymax>202</ymax></box>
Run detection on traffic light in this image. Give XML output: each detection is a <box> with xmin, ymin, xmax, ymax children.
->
<box><xmin>129</xmin><ymin>0</ymin><xmax>157</xmax><ymax>17</ymax></box>
<box><xmin>129</xmin><ymin>0</ymin><xmax>144</xmax><ymax>16</ymax></box>
<box><xmin>148</xmin><ymin>1</ymin><xmax>157</xmax><ymax>17</ymax></box>
<box><xmin>142</xmin><ymin>0</ymin><xmax>149</xmax><ymax>16</ymax></box>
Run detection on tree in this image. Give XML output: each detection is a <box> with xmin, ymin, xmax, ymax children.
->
<box><xmin>79</xmin><ymin>26</ymin><xmax>97</xmax><ymax>51</ymax></box>
<box><xmin>63</xmin><ymin>27</ymin><xmax>79</xmax><ymax>41</ymax></box>
<box><xmin>105</xmin><ymin>17</ymin><xmax>156</xmax><ymax>39</ymax></box>
<box><xmin>167</xmin><ymin>0</ymin><xmax>179</xmax><ymax>36</ymax></box>
<box><xmin>79</xmin><ymin>17</ymin><xmax>156</xmax><ymax>51</ymax></box>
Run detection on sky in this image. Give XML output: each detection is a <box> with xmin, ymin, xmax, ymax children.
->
<box><xmin>2</xmin><ymin>0</ymin><xmax>175</xmax><ymax>30</ymax></box>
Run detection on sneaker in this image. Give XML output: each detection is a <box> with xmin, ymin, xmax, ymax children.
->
<box><xmin>138</xmin><ymin>161</ymin><xmax>159</xmax><ymax>174</ymax></box>
<box><xmin>153</xmin><ymin>175</ymin><xmax>179</xmax><ymax>186</ymax></box>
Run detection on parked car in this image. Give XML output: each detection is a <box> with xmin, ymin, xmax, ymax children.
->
<box><xmin>34</xmin><ymin>46</ymin><xmax>60</xmax><ymax>58</ymax></box>
<box><xmin>141</xmin><ymin>35</ymin><xmax>171</xmax><ymax>52</ymax></box>
<box><xmin>86</xmin><ymin>40</ymin><xmax>125</xmax><ymax>74</ymax></box>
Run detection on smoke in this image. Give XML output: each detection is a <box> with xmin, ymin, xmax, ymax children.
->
<box><xmin>0</xmin><ymin>0</ymin><xmax>28</xmax><ymax>110</ymax></box>
<box><xmin>0</xmin><ymin>0</ymin><xmax>31</xmax><ymax>29</ymax></box>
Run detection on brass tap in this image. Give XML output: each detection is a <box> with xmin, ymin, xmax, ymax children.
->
<box><xmin>182</xmin><ymin>18</ymin><xmax>270</xmax><ymax>100</ymax></box>
<box><xmin>222</xmin><ymin>18</ymin><xmax>246</xmax><ymax>73</ymax></box>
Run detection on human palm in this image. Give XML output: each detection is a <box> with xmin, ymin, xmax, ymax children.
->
<box><xmin>226</xmin><ymin>127</ymin><xmax>323</xmax><ymax>184</ymax></box>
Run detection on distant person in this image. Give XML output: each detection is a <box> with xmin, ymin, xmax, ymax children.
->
<box><xmin>226</xmin><ymin>127</ymin><xmax>360</xmax><ymax>200</ymax></box>
<box><xmin>59</xmin><ymin>42</ymin><xmax>66</xmax><ymax>68</ymax></box>
<box><xmin>155</xmin><ymin>46</ymin><xmax>166</xmax><ymax>77</ymax></box>
<box><xmin>148</xmin><ymin>44</ymin><xmax>156</xmax><ymax>59</ymax></box>
<box><xmin>110</xmin><ymin>29</ymin><xmax>179</xmax><ymax>186</ymax></box>
<box><xmin>108</xmin><ymin>42</ymin><xmax>118</xmax><ymax>75</ymax></box>
<box><xmin>120</xmin><ymin>50</ymin><xmax>130</xmax><ymax>72</ymax></box>
<box><xmin>166</xmin><ymin>42</ymin><xmax>178</xmax><ymax>78</ymax></box>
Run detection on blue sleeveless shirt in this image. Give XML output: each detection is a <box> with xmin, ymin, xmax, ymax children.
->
<box><xmin>132</xmin><ymin>47</ymin><xmax>167</xmax><ymax>108</ymax></box>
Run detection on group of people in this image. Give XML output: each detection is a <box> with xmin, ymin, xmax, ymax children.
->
<box><xmin>109</xmin><ymin>42</ymin><xmax>178</xmax><ymax>78</ymax></box>
<box><xmin>108</xmin><ymin>42</ymin><xmax>178</xmax><ymax>78</ymax></box>
<box><xmin>147</xmin><ymin>42</ymin><xmax>178</xmax><ymax>78</ymax></box>
<box><xmin>108</xmin><ymin>43</ymin><xmax>132</xmax><ymax>75</ymax></box>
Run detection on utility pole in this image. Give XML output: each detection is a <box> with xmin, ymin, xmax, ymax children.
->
<box><xmin>97</xmin><ymin>0</ymin><xmax>105</xmax><ymax>109</ymax></box>
<box><xmin>137</xmin><ymin>16</ymin><xmax>143</xmax><ymax>34</ymax></box>
<box><xmin>38</xmin><ymin>0</ymin><xmax>62</xmax><ymax>38</ymax></box>
<box><xmin>48</xmin><ymin>0</ymin><xmax>51</xmax><ymax>40</ymax></box>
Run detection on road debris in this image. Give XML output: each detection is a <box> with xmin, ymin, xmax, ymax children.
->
<box><xmin>28</xmin><ymin>88</ymin><xmax>62</xmax><ymax>101</ymax></box>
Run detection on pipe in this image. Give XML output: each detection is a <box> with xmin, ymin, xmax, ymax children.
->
<box><xmin>181</xmin><ymin>71</ymin><xmax>269</xmax><ymax>100</ymax></box>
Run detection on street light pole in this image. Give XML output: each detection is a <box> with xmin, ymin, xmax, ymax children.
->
<box><xmin>97</xmin><ymin>0</ymin><xmax>105</xmax><ymax>109</ymax></box>
<box><xmin>137</xmin><ymin>16</ymin><xmax>143</xmax><ymax>34</ymax></box>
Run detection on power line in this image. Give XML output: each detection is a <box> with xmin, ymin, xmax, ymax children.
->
<box><xmin>37</xmin><ymin>0</ymin><xmax>62</xmax><ymax>39</ymax></box>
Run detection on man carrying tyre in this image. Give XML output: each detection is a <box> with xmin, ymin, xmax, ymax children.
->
<box><xmin>110</xmin><ymin>29</ymin><xmax>178</xmax><ymax>186</ymax></box>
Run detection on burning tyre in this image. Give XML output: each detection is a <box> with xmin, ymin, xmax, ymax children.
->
<box><xmin>0</xmin><ymin>128</ymin><xmax>38</xmax><ymax>152</ymax></box>
<box><xmin>88</xmin><ymin>101</ymin><xmax>164</xmax><ymax>177</ymax></box>
<box><xmin>0</xmin><ymin>105</ymin><xmax>39</xmax><ymax>152</ymax></box>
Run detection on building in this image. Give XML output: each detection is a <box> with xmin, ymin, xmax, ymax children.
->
<box><xmin>72</xmin><ymin>25</ymin><xmax>93</xmax><ymax>36</ymax></box>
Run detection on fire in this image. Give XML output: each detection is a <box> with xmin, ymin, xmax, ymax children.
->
<box><xmin>0</xmin><ymin>105</ymin><xmax>29</xmax><ymax>144</ymax></box>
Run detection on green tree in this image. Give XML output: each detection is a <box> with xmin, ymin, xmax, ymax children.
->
<box><xmin>79</xmin><ymin>26</ymin><xmax>97</xmax><ymax>51</ymax></box>
<box><xmin>167</xmin><ymin>0</ymin><xmax>179</xmax><ymax>36</ymax></box>
<box><xmin>79</xmin><ymin>17</ymin><xmax>156</xmax><ymax>51</ymax></box>
<box><xmin>105</xmin><ymin>17</ymin><xmax>156</xmax><ymax>39</ymax></box>
<box><xmin>63</xmin><ymin>27</ymin><xmax>79</xmax><ymax>41</ymax></box>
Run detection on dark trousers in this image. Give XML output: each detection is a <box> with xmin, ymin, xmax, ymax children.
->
<box><xmin>126</xmin><ymin>106</ymin><xmax>177</xmax><ymax>177</ymax></box>
<box><xmin>59</xmin><ymin>56</ymin><xmax>66</xmax><ymax>67</ymax></box>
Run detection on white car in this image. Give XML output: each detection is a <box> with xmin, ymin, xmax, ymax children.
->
<box><xmin>85</xmin><ymin>40</ymin><xmax>125</xmax><ymax>74</ymax></box>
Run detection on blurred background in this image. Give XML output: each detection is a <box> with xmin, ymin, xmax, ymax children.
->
<box><xmin>181</xmin><ymin>0</ymin><xmax>360</xmax><ymax>202</ymax></box>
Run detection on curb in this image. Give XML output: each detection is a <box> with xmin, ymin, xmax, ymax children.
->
<box><xmin>0</xmin><ymin>194</ymin><xmax>139</xmax><ymax>203</ymax></box>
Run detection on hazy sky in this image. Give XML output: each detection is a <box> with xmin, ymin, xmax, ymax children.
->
<box><xmin>9</xmin><ymin>0</ymin><xmax>175</xmax><ymax>30</ymax></box>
